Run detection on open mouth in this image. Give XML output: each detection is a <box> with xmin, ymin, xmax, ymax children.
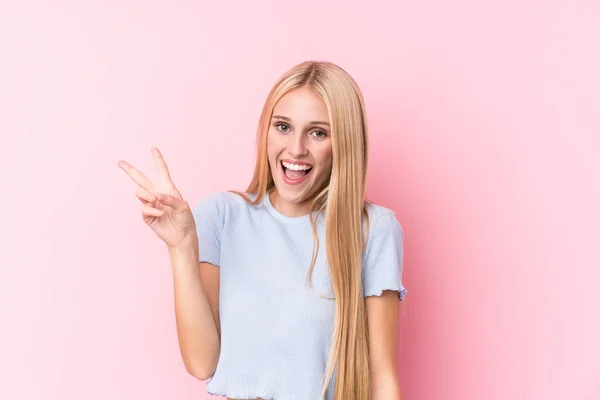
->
<box><xmin>281</xmin><ymin>160</ymin><xmax>313</xmax><ymax>182</ymax></box>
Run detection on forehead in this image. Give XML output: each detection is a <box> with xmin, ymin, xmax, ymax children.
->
<box><xmin>273</xmin><ymin>87</ymin><xmax>329</xmax><ymax>123</ymax></box>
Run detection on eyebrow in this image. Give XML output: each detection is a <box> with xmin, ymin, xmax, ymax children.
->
<box><xmin>272</xmin><ymin>115</ymin><xmax>330</xmax><ymax>126</ymax></box>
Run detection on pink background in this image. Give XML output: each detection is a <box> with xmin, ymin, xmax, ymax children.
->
<box><xmin>1</xmin><ymin>1</ymin><xmax>598</xmax><ymax>399</ymax></box>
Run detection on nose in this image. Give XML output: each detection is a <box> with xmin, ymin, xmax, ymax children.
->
<box><xmin>287</xmin><ymin>131</ymin><xmax>308</xmax><ymax>157</ymax></box>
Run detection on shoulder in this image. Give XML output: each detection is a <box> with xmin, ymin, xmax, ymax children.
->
<box><xmin>193</xmin><ymin>190</ymin><xmax>246</xmax><ymax>207</ymax></box>
<box><xmin>192</xmin><ymin>190</ymin><xmax>254</xmax><ymax>219</ymax></box>
<box><xmin>364</xmin><ymin>201</ymin><xmax>404</xmax><ymax>240</ymax></box>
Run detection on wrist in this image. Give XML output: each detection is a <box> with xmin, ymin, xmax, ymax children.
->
<box><xmin>168</xmin><ymin>235</ymin><xmax>198</xmax><ymax>256</ymax></box>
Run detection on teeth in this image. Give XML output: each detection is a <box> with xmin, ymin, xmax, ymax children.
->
<box><xmin>282</xmin><ymin>161</ymin><xmax>312</xmax><ymax>171</ymax></box>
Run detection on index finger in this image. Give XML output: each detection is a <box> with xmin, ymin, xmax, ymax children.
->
<box><xmin>152</xmin><ymin>147</ymin><xmax>173</xmax><ymax>182</ymax></box>
<box><xmin>117</xmin><ymin>160</ymin><xmax>154</xmax><ymax>190</ymax></box>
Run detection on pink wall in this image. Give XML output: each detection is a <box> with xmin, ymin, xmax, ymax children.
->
<box><xmin>1</xmin><ymin>1</ymin><xmax>598</xmax><ymax>399</ymax></box>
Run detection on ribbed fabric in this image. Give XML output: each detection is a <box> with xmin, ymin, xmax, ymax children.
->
<box><xmin>191</xmin><ymin>190</ymin><xmax>407</xmax><ymax>400</ymax></box>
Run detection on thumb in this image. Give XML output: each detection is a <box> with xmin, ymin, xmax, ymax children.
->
<box><xmin>156</xmin><ymin>193</ymin><xmax>188</xmax><ymax>212</ymax></box>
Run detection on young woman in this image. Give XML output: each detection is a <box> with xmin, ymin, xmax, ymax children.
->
<box><xmin>118</xmin><ymin>61</ymin><xmax>407</xmax><ymax>400</ymax></box>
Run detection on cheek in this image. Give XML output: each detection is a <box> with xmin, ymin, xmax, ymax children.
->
<box><xmin>266</xmin><ymin>131</ymin><xmax>278</xmax><ymax>159</ymax></box>
<box><xmin>315</xmin><ymin>145</ymin><xmax>333</xmax><ymax>173</ymax></box>
<box><xmin>267</xmin><ymin>129</ymin><xmax>284</xmax><ymax>153</ymax></box>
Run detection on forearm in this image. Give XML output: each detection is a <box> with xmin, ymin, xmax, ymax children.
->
<box><xmin>169</xmin><ymin>238</ymin><xmax>220</xmax><ymax>380</ymax></box>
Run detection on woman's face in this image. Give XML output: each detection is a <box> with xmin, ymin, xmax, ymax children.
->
<box><xmin>267</xmin><ymin>86</ymin><xmax>333</xmax><ymax>215</ymax></box>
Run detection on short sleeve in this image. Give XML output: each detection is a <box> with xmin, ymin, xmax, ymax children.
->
<box><xmin>191</xmin><ymin>192</ymin><xmax>224</xmax><ymax>267</ymax></box>
<box><xmin>362</xmin><ymin>209</ymin><xmax>407</xmax><ymax>300</ymax></box>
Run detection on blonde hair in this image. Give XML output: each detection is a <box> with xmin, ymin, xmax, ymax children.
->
<box><xmin>232</xmin><ymin>61</ymin><xmax>373</xmax><ymax>400</ymax></box>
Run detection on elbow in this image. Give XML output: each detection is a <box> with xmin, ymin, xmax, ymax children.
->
<box><xmin>190</xmin><ymin>370</ymin><xmax>215</xmax><ymax>382</ymax></box>
<box><xmin>179</xmin><ymin>340</ymin><xmax>220</xmax><ymax>381</ymax></box>
<box><xmin>181</xmin><ymin>353</ymin><xmax>217</xmax><ymax>381</ymax></box>
<box><xmin>184</xmin><ymin>361</ymin><xmax>216</xmax><ymax>381</ymax></box>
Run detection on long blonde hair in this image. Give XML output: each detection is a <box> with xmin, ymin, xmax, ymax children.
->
<box><xmin>232</xmin><ymin>61</ymin><xmax>373</xmax><ymax>400</ymax></box>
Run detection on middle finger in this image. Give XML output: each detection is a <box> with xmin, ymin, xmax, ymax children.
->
<box><xmin>135</xmin><ymin>186</ymin><xmax>157</xmax><ymax>204</ymax></box>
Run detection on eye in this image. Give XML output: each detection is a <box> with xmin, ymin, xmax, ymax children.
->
<box><xmin>274</xmin><ymin>122</ymin><xmax>290</xmax><ymax>132</ymax></box>
<box><xmin>311</xmin><ymin>130</ymin><xmax>328</xmax><ymax>140</ymax></box>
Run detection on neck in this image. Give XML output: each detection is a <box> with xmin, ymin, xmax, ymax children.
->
<box><xmin>269</xmin><ymin>190</ymin><xmax>310</xmax><ymax>217</ymax></box>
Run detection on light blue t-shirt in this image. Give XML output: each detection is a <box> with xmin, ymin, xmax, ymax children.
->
<box><xmin>192</xmin><ymin>190</ymin><xmax>407</xmax><ymax>400</ymax></box>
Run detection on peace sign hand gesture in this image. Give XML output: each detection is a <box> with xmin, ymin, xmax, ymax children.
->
<box><xmin>118</xmin><ymin>147</ymin><xmax>197</xmax><ymax>249</ymax></box>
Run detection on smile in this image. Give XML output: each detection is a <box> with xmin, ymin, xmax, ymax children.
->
<box><xmin>281</xmin><ymin>160</ymin><xmax>313</xmax><ymax>185</ymax></box>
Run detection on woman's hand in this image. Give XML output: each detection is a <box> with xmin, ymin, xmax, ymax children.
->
<box><xmin>118</xmin><ymin>147</ymin><xmax>196</xmax><ymax>249</ymax></box>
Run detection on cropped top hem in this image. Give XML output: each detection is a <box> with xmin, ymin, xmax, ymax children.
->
<box><xmin>207</xmin><ymin>388</ymin><xmax>272</xmax><ymax>400</ymax></box>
